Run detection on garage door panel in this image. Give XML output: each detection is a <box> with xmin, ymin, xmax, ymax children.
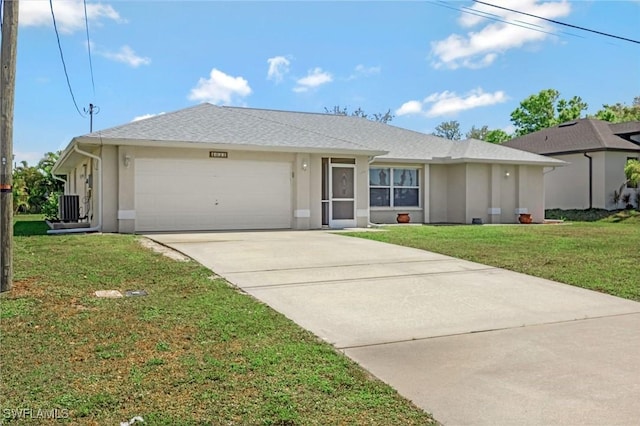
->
<box><xmin>135</xmin><ymin>159</ymin><xmax>292</xmax><ymax>232</ymax></box>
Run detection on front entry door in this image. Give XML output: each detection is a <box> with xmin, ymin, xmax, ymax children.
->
<box><xmin>329</xmin><ymin>164</ymin><xmax>356</xmax><ymax>228</ymax></box>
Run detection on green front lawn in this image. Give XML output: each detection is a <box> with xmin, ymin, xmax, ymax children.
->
<box><xmin>1</xmin><ymin>216</ymin><xmax>435</xmax><ymax>425</ymax></box>
<box><xmin>347</xmin><ymin>219</ymin><xmax>640</xmax><ymax>301</ymax></box>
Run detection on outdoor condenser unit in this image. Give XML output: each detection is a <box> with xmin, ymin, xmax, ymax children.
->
<box><xmin>58</xmin><ymin>195</ymin><xmax>80</xmax><ymax>222</ymax></box>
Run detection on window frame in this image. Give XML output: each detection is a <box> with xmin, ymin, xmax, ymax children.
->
<box><xmin>369</xmin><ymin>166</ymin><xmax>421</xmax><ymax>209</ymax></box>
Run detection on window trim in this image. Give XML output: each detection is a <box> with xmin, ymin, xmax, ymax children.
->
<box><xmin>369</xmin><ymin>166</ymin><xmax>421</xmax><ymax>209</ymax></box>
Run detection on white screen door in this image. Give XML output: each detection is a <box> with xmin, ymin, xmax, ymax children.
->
<box><xmin>329</xmin><ymin>164</ymin><xmax>356</xmax><ymax>228</ymax></box>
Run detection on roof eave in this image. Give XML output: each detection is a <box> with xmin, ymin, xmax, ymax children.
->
<box><xmin>74</xmin><ymin>136</ymin><xmax>387</xmax><ymax>157</ymax></box>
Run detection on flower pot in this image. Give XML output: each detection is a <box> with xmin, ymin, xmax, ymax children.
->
<box><xmin>396</xmin><ymin>213</ymin><xmax>410</xmax><ymax>223</ymax></box>
<box><xmin>518</xmin><ymin>213</ymin><xmax>533</xmax><ymax>224</ymax></box>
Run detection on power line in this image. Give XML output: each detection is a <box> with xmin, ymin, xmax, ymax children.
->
<box><xmin>430</xmin><ymin>1</ymin><xmax>569</xmax><ymax>40</ymax></box>
<box><xmin>472</xmin><ymin>0</ymin><xmax>640</xmax><ymax>45</ymax></box>
<box><xmin>431</xmin><ymin>1</ymin><xmax>585</xmax><ymax>41</ymax></box>
<box><xmin>83</xmin><ymin>0</ymin><xmax>96</xmax><ymax>97</ymax></box>
<box><xmin>49</xmin><ymin>0</ymin><xmax>85</xmax><ymax>117</ymax></box>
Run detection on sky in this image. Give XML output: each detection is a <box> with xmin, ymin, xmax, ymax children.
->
<box><xmin>10</xmin><ymin>0</ymin><xmax>640</xmax><ymax>165</ymax></box>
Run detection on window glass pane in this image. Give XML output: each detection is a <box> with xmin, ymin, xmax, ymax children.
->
<box><xmin>332</xmin><ymin>200</ymin><xmax>354</xmax><ymax>219</ymax></box>
<box><xmin>393</xmin><ymin>169</ymin><xmax>418</xmax><ymax>187</ymax></box>
<box><xmin>370</xmin><ymin>168</ymin><xmax>390</xmax><ymax>186</ymax></box>
<box><xmin>332</xmin><ymin>167</ymin><xmax>354</xmax><ymax>198</ymax></box>
<box><xmin>370</xmin><ymin>188</ymin><xmax>390</xmax><ymax>207</ymax></box>
<box><xmin>394</xmin><ymin>188</ymin><xmax>419</xmax><ymax>207</ymax></box>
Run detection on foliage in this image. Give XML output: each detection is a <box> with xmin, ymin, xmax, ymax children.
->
<box><xmin>465</xmin><ymin>125</ymin><xmax>511</xmax><ymax>144</ymax></box>
<box><xmin>324</xmin><ymin>105</ymin><xmax>394</xmax><ymax>123</ymax></box>
<box><xmin>1</xmin><ymin>217</ymin><xmax>435</xmax><ymax>425</ymax></box>
<box><xmin>465</xmin><ymin>125</ymin><xmax>489</xmax><ymax>140</ymax></box>
<box><xmin>484</xmin><ymin>128</ymin><xmax>511</xmax><ymax>144</ymax></box>
<box><xmin>594</xmin><ymin>96</ymin><xmax>640</xmax><ymax>123</ymax></box>
<box><xmin>625</xmin><ymin>159</ymin><xmax>640</xmax><ymax>187</ymax></box>
<box><xmin>433</xmin><ymin>120</ymin><xmax>462</xmax><ymax>140</ymax></box>
<box><xmin>544</xmin><ymin>208</ymin><xmax>624</xmax><ymax>222</ymax></box>
<box><xmin>510</xmin><ymin>89</ymin><xmax>588</xmax><ymax>136</ymax></box>
<box><xmin>11</xmin><ymin>152</ymin><xmax>64</xmax><ymax>214</ymax></box>
<box><xmin>42</xmin><ymin>191</ymin><xmax>61</xmax><ymax>220</ymax></box>
<box><xmin>612</xmin><ymin>189</ymin><xmax>622</xmax><ymax>207</ymax></box>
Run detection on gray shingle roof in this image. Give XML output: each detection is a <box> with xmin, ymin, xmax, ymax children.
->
<box><xmin>79</xmin><ymin>103</ymin><xmax>563</xmax><ymax>165</ymax></box>
<box><xmin>503</xmin><ymin>118</ymin><xmax>640</xmax><ymax>154</ymax></box>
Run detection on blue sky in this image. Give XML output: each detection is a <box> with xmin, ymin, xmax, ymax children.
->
<box><xmin>12</xmin><ymin>0</ymin><xmax>640</xmax><ymax>165</ymax></box>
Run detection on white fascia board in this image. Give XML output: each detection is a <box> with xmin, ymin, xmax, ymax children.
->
<box><xmin>76</xmin><ymin>136</ymin><xmax>387</xmax><ymax>157</ymax></box>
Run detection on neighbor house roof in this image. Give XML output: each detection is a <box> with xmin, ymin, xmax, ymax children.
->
<box><xmin>63</xmin><ymin>103</ymin><xmax>564</xmax><ymax>167</ymax></box>
<box><xmin>503</xmin><ymin>118</ymin><xmax>640</xmax><ymax>155</ymax></box>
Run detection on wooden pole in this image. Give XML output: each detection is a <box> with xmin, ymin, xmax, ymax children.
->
<box><xmin>1</xmin><ymin>0</ymin><xmax>19</xmax><ymax>293</ymax></box>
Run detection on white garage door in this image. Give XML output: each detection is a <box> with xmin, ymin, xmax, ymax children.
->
<box><xmin>135</xmin><ymin>158</ymin><xmax>292</xmax><ymax>232</ymax></box>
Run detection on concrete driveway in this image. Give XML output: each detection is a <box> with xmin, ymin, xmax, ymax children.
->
<box><xmin>148</xmin><ymin>230</ymin><xmax>640</xmax><ymax>425</ymax></box>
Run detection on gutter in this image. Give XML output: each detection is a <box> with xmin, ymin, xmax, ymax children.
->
<box><xmin>583</xmin><ymin>152</ymin><xmax>593</xmax><ymax>209</ymax></box>
<box><xmin>48</xmin><ymin>145</ymin><xmax>102</xmax><ymax>235</ymax></box>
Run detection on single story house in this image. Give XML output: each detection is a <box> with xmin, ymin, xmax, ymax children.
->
<box><xmin>504</xmin><ymin>119</ymin><xmax>640</xmax><ymax>210</ymax></box>
<box><xmin>51</xmin><ymin>104</ymin><xmax>564</xmax><ymax>233</ymax></box>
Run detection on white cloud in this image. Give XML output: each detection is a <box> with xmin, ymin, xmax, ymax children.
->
<box><xmin>188</xmin><ymin>68</ymin><xmax>252</xmax><ymax>104</ymax></box>
<box><xmin>267</xmin><ymin>56</ymin><xmax>291</xmax><ymax>83</ymax></box>
<box><xmin>430</xmin><ymin>0</ymin><xmax>571</xmax><ymax>69</ymax></box>
<box><xmin>20</xmin><ymin>0</ymin><xmax>122</xmax><ymax>34</ymax></box>
<box><xmin>395</xmin><ymin>100</ymin><xmax>424</xmax><ymax>116</ymax></box>
<box><xmin>132</xmin><ymin>112</ymin><xmax>165</xmax><ymax>122</ymax></box>
<box><xmin>396</xmin><ymin>88</ymin><xmax>508</xmax><ymax>117</ymax></box>
<box><xmin>99</xmin><ymin>45</ymin><xmax>151</xmax><ymax>68</ymax></box>
<box><xmin>348</xmin><ymin>64</ymin><xmax>381</xmax><ymax>80</ymax></box>
<box><xmin>293</xmin><ymin>68</ymin><xmax>333</xmax><ymax>93</ymax></box>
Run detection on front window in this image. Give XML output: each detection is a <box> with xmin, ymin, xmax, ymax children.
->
<box><xmin>370</xmin><ymin>167</ymin><xmax>420</xmax><ymax>207</ymax></box>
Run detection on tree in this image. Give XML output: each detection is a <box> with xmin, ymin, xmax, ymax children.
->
<box><xmin>510</xmin><ymin>89</ymin><xmax>588</xmax><ymax>136</ymax></box>
<box><xmin>484</xmin><ymin>129</ymin><xmax>511</xmax><ymax>144</ymax></box>
<box><xmin>324</xmin><ymin>105</ymin><xmax>394</xmax><ymax>124</ymax></box>
<box><xmin>625</xmin><ymin>159</ymin><xmax>640</xmax><ymax>187</ymax></box>
<box><xmin>466</xmin><ymin>125</ymin><xmax>489</xmax><ymax>140</ymax></box>
<box><xmin>11</xmin><ymin>152</ymin><xmax>64</xmax><ymax>214</ymax></box>
<box><xmin>433</xmin><ymin>120</ymin><xmax>462</xmax><ymax>140</ymax></box>
<box><xmin>594</xmin><ymin>96</ymin><xmax>640</xmax><ymax>123</ymax></box>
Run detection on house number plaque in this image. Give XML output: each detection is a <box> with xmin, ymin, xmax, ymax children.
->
<box><xmin>209</xmin><ymin>151</ymin><xmax>228</xmax><ymax>158</ymax></box>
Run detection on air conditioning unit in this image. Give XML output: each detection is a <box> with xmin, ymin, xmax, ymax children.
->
<box><xmin>58</xmin><ymin>195</ymin><xmax>80</xmax><ymax>222</ymax></box>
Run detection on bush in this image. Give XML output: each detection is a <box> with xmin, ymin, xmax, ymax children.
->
<box><xmin>42</xmin><ymin>192</ymin><xmax>61</xmax><ymax>220</ymax></box>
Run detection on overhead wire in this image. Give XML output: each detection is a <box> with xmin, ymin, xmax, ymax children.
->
<box><xmin>49</xmin><ymin>0</ymin><xmax>86</xmax><ymax>117</ymax></box>
<box><xmin>472</xmin><ymin>0</ymin><xmax>640</xmax><ymax>45</ymax></box>
<box><xmin>429</xmin><ymin>1</ymin><xmax>584</xmax><ymax>40</ymax></box>
<box><xmin>83</xmin><ymin>0</ymin><xmax>96</xmax><ymax>97</ymax></box>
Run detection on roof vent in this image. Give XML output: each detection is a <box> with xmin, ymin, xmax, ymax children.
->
<box><xmin>558</xmin><ymin>121</ymin><xmax>578</xmax><ymax>128</ymax></box>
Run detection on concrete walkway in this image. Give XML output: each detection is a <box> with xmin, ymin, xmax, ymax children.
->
<box><xmin>148</xmin><ymin>230</ymin><xmax>640</xmax><ymax>425</ymax></box>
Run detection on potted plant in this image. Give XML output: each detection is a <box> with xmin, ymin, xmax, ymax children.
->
<box><xmin>396</xmin><ymin>213</ymin><xmax>410</xmax><ymax>223</ymax></box>
<box><xmin>518</xmin><ymin>213</ymin><xmax>533</xmax><ymax>224</ymax></box>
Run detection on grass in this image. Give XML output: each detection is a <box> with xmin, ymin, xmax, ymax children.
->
<box><xmin>1</xmin><ymin>216</ymin><xmax>435</xmax><ymax>425</ymax></box>
<box><xmin>347</xmin><ymin>214</ymin><xmax>640</xmax><ymax>302</ymax></box>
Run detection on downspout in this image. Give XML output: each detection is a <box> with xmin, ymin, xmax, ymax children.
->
<box><xmin>583</xmin><ymin>152</ymin><xmax>593</xmax><ymax>209</ymax></box>
<box><xmin>52</xmin><ymin>174</ymin><xmax>67</xmax><ymax>187</ymax></box>
<box><xmin>48</xmin><ymin>145</ymin><xmax>102</xmax><ymax>234</ymax></box>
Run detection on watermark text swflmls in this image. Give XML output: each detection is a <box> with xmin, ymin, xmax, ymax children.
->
<box><xmin>2</xmin><ymin>408</ymin><xmax>70</xmax><ymax>420</ymax></box>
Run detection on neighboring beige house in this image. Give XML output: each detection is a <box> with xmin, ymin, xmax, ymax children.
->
<box><xmin>51</xmin><ymin>104</ymin><xmax>564</xmax><ymax>233</ymax></box>
<box><xmin>504</xmin><ymin>119</ymin><xmax>640</xmax><ymax>210</ymax></box>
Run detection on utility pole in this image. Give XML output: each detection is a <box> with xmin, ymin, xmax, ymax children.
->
<box><xmin>84</xmin><ymin>103</ymin><xmax>99</xmax><ymax>132</ymax></box>
<box><xmin>0</xmin><ymin>0</ymin><xmax>19</xmax><ymax>293</ymax></box>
